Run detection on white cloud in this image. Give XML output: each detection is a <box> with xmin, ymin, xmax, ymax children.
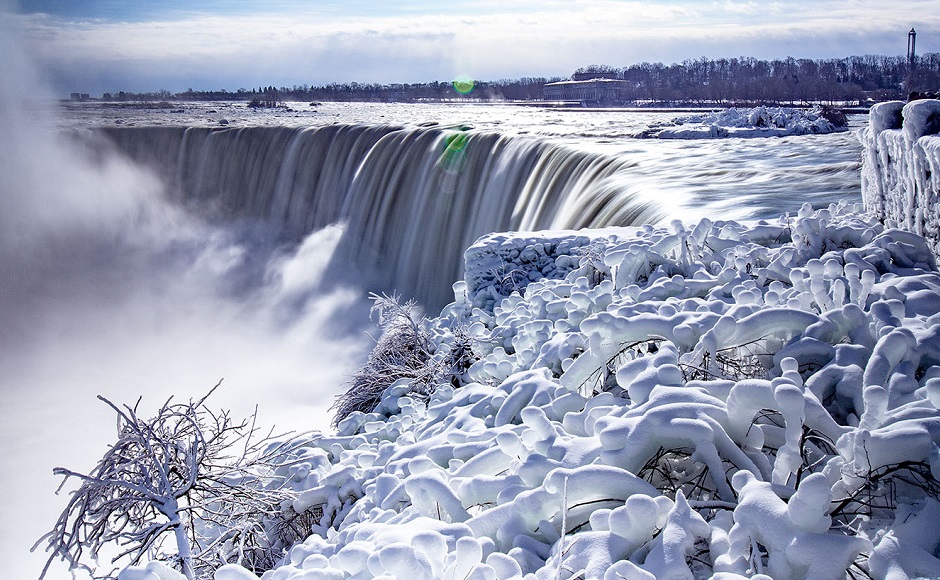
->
<box><xmin>8</xmin><ymin>0</ymin><xmax>940</xmax><ymax>93</ymax></box>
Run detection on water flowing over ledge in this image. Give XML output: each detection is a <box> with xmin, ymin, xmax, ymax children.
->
<box><xmin>93</xmin><ymin>125</ymin><xmax>664</xmax><ymax>308</ymax></box>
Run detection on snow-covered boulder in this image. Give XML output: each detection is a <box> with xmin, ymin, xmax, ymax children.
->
<box><xmin>860</xmin><ymin>99</ymin><xmax>940</xmax><ymax>260</ymax></box>
<box><xmin>117</xmin><ymin>562</ymin><xmax>186</xmax><ymax>580</ymax></box>
<box><xmin>646</xmin><ymin>106</ymin><xmax>848</xmax><ymax>139</ymax></box>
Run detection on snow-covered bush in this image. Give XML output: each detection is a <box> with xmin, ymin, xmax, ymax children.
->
<box><xmin>331</xmin><ymin>293</ymin><xmax>477</xmax><ymax>429</ymax></box>
<box><xmin>208</xmin><ymin>203</ymin><xmax>940</xmax><ymax>580</ymax></box>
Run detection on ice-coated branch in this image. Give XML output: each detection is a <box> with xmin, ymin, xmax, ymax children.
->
<box><xmin>35</xmin><ymin>383</ymin><xmax>307</xmax><ymax>580</ymax></box>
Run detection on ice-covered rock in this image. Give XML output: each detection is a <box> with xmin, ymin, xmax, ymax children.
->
<box><xmin>123</xmin><ymin>204</ymin><xmax>940</xmax><ymax>580</ymax></box>
<box><xmin>117</xmin><ymin>562</ymin><xmax>187</xmax><ymax>580</ymax></box>
<box><xmin>214</xmin><ymin>565</ymin><xmax>261</xmax><ymax>580</ymax></box>
<box><xmin>646</xmin><ymin>106</ymin><xmax>848</xmax><ymax>139</ymax></box>
<box><xmin>860</xmin><ymin>98</ymin><xmax>940</xmax><ymax>260</ymax></box>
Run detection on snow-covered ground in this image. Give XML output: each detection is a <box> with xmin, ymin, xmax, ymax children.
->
<box><xmin>646</xmin><ymin>107</ymin><xmax>848</xmax><ymax>139</ymax></box>
<box><xmin>860</xmin><ymin>99</ymin><xmax>940</xmax><ymax>260</ymax></box>
<box><xmin>142</xmin><ymin>202</ymin><xmax>940</xmax><ymax>580</ymax></box>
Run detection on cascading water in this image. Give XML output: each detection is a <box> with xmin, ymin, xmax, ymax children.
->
<box><xmin>93</xmin><ymin>124</ymin><xmax>665</xmax><ymax>308</ymax></box>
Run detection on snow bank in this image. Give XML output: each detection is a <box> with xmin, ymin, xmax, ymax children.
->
<box><xmin>118</xmin><ymin>561</ymin><xmax>187</xmax><ymax>580</ymax></box>
<box><xmin>202</xmin><ymin>203</ymin><xmax>940</xmax><ymax>580</ymax></box>
<box><xmin>646</xmin><ymin>106</ymin><xmax>848</xmax><ymax>139</ymax></box>
<box><xmin>860</xmin><ymin>99</ymin><xmax>940</xmax><ymax>260</ymax></box>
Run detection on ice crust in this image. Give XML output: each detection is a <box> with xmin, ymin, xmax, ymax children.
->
<box><xmin>151</xmin><ymin>205</ymin><xmax>938</xmax><ymax>579</ymax></box>
<box><xmin>860</xmin><ymin>99</ymin><xmax>940</xmax><ymax>260</ymax></box>
<box><xmin>647</xmin><ymin>107</ymin><xmax>847</xmax><ymax>139</ymax></box>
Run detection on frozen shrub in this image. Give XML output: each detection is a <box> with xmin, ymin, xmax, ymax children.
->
<box><xmin>817</xmin><ymin>105</ymin><xmax>849</xmax><ymax>129</ymax></box>
<box><xmin>331</xmin><ymin>293</ymin><xmax>477</xmax><ymax>428</ymax></box>
<box><xmin>36</xmin><ymin>385</ymin><xmax>310</xmax><ymax>580</ymax></box>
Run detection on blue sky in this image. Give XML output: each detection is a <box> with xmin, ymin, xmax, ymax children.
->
<box><xmin>6</xmin><ymin>0</ymin><xmax>939</xmax><ymax>96</ymax></box>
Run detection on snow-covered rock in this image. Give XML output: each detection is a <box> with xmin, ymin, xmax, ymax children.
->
<box><xmin>117</xmin><ymin>562</ymin><xmax>187</xmax><ymax>580</ymax></box>
<box><xmin>214</xmin><ymin>564</ymin><xmax>262</xmax><ymax>580</ymax></box>
<box><xmin>860</xmin><ymin>99</ymin><xmax>940</xmax><ymax>260</ymax></box>
<box><xmin>202</xmin><ymin>204</ymin><xmax>940</xmax><ymax>580</ymax></box>
<box><xmin>645</xmin><ymin>106</ymin><xmax>848</xmax><ymax>139</ymax></box>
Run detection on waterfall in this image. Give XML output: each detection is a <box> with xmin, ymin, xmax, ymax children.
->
<box><xmin>96</xmin><ymin>124</ymin><xmax>664</xmax><ymax>308</ymax></box>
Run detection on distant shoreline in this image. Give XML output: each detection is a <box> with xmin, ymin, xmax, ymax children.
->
<box><xmin>61</xmin><ymin>98</ymin><xmax>872</xmax><ymax>115</ymax></box>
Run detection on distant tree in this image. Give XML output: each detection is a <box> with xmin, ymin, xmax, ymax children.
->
<box><xmin>34</xmin><ymin>384</ymin><xmax>306</xmax><ymax>579</ymax></box>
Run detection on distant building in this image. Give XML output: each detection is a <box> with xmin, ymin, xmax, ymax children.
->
<box><xmin>571</xmin><ymin>71</ymin><xmax>619</xmax><ymax>81</ymax></box>
<box><xmin>70</xmin><ymin>93</ymin><xmax>91</xmax><ymax>101</ymax></box>
<box><xmin>542</xmin><ymin>78</ymin><xmax>631</xmax><ymax>106</ymax></box>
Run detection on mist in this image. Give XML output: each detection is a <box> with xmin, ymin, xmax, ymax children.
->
<box><xmin>0</xmin><ymin>13</ymin><xmax>373</xmax><ymax>579</ymax></box>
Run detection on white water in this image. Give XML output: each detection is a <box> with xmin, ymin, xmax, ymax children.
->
<box><xmin>3</xmin><ymin>99</ymin><xmax>865</xmax><ymax>578</ymax></box>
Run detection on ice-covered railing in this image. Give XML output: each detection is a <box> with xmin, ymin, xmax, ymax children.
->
<box><xmin>166</xmin><ymin>204</ymin><xmax>940</xmax><ymax>580</ymax></box>
<box><xmin>860</xmin><ymin>99</ymin><xmax>940</xmax><ymax>259</ymax></box>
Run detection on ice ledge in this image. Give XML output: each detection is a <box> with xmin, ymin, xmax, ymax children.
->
<box><xmin>463</xmin><ymin>229</ymin><xmax>626</xmax><ymax>312</ymax></box>
<box><xmin>461</xmin><ymin>210</ymin><xmax>902</xmax><ymax>314</ymax></box>
<box><xmin>860</xmin><ymin>99</ymin><xmax>940</xmax><ymax>259</ymax></box>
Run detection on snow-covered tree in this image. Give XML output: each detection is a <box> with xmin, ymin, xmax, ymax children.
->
<box><xmin>35</xmin><ymin>383</ymin><xmax>306</xmax><ymax>579</ymax></box>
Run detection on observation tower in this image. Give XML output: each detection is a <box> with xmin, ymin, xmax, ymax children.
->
<box><xmin>908</xmin><ymin>28</ymin><xmax>917</xmax><ymax>66</ymax></box>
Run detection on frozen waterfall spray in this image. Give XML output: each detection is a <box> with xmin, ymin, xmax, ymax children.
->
<box><xmin>0</xmin><ymin>20</ymin><xmax>372</xmax><ymax>579</ymax></box>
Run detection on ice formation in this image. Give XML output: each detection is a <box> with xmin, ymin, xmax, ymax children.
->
<box><xmin>860</xmin><ymin>99</ymin><xmax>940</xmax><ymax>260</ymax></box>
<box><xmin>647</xmin><ymin>107</ymin><xmax>848</xmax><ymax>139</ymax></box>
<box><xmin>179</xmin><ymin>203</ymin><xmax>940</xmax><ymax>580</ymax></box>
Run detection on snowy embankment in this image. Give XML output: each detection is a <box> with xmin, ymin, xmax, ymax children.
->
<box><xmin>645</xmin><ymin>106</ymin><xmax>848</xmax><ymax>139</ymax></box>
<box><xmin>860</xmin><ymin>99</ymin><xmax>940</xmax><ymax>260</ymax></box>
<box><xmin>155</xmin><ymin>203</ymin><xmax>940</xmax><ymax>580</ymax></box>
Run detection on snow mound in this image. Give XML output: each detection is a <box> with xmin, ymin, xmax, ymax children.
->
<box><xmin>118</xmin><ymin>561</ymin><xmax>187</xmax><ymax>580</ymax></box>
<box><xmin>151</xmin><ymin>204</ymin><xmax>938</xmax><ymax>580</ymax></box>
<box><xmin>646</xmin><ymin>106</ymin><xmax>848</xmax><ymax>139</ymax></box>
<box><xmin>860</xmin><ymin>99</ymin><xmax>940</xmax><ymax>260</ymax></box>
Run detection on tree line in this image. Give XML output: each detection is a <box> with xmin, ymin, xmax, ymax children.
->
<box><xmin>97</xmin><ymin>53</ymin><xmax>939</xmax><ymax>106</ymax></box>
<box><xmin>102</xmin><ymin>78</ymin><xmax>560</xmax><ymax>105</ymax></box>
<box><xmin>573</xmin><ymin>53</ymin><xmax>939</xmax><ymax>104</ymax></box>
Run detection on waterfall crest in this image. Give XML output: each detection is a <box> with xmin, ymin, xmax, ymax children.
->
<box><xmin>98</xmin><ymin>124</ymin><xmax>664</xmax><ymax>307</ymax></box>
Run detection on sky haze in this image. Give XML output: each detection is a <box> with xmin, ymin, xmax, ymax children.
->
<box><xmin>6</xmin><ymin>0</ymin><xmax>939</xmax><ymax>96</ymax></box>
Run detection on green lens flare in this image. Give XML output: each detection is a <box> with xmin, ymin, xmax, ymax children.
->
<box><xmin>439</xmin><ymin>131</ymin><xmax>470</xmax><ymax>173</ymax></box>
<box><xmin>445</xmin><ymin>132</ymin><xmax>469</xmax><ymax>153</ymax></box>
<box><xmin>453</xmin><ymin>76</ymin><xmax>475</xmax><ymax>95</ymax></box>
